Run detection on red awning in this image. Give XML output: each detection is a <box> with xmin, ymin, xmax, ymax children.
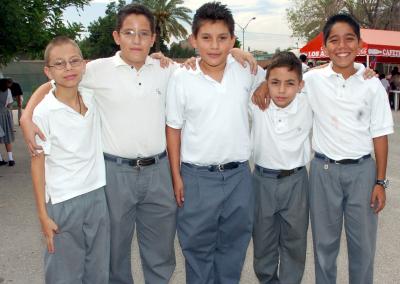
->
<box><xmin>300</xmin><ymin>29</ymin><xmax>400</xmax><ymax>64</ymax></box>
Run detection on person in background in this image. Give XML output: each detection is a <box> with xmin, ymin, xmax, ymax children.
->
<box><xmin>0</xmin><ymin>78</ymin><xmax>15</xmax><ymax>166</ymax></box>
<box><xmin>379</xmin><ymin>73</ymin><xmax>390</xmax><ymax>93</ymax></box>
<box><xmin>6</xmin><ymin>78</ymin><xmax>23</xmax><ymax>125</ymax></box>
<box><xmin>299</xmin><ymin>54</ymin><xmax>309</xmax><ymax>73</ymax></box>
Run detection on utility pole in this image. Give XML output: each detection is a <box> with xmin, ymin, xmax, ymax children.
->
<box><xmin>236</xmin><ymin>17</ymin><xmax>256</xmax><ymax>51</ymax></box>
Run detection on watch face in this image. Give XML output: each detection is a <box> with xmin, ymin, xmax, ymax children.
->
<box><xmin>377</xmin><ymin>179</ymin><xmax>389</xmax><ymax>188</ymax></box>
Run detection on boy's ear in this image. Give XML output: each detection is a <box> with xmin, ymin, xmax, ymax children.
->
<box><xmin>81</xmin><ymin>60</ymin><xmax>86</xmax><ymax>75</ymax></box>
<box><xmin>112</xmin><ymin>30</ymin><xmax>121</xmax><ymax>46</ymax></box>
<box><xmin>43</xmin><ymin>66</ymin><xmax>53</xmax><ymax>80</ymax></box>
<box><xmin>298</xmin><ymin>79</ymin><xmax>305</xmax><ymax>91</ymax></box>
<box><xmin>150</xmin><ymin>33</ymin><xmax>156</xmax><ymax>47</ymax></box>
<box><xmin>189</xmin><ymin>34</ymin><xmax>197</xmax><ymax>49</ymax></box>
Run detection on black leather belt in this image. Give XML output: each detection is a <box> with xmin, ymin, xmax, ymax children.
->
<box><xmin>314</xmin><ymin>152</ymin><xmax>371</xmax><ymax>164</ymax></box>
<box><xmin>183</xmin><ymin>161</ymin><xmax>243</xmax><ymax>172</ymax></box>
<box><xmin>104</xmin><ymin>151</ymin><xmax>167</xmax><ymax>167</ymax></box>
<box><xmin>255</xmin><ymin>165</ymin><xmax>304</xmax><ymax>179</ymax></box>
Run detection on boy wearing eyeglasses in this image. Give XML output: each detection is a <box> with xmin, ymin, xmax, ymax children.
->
<box><xmin>31</xmin><ymin>36</ymin><xmax>109</xmax><ymax>284</ymax></box>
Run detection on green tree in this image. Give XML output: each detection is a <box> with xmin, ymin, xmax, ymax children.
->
<box><xmin>287</xmin><ymin>0</ymin><xmax>400</xmax><ymax>41</ymax></box>
<box><xmin>134</xmin><ymin>0</ymin><xmax>192</xmax><ymax>52</ymax></box>
<box><xmin>234</xmin><ymin>38</ymin><xmax>242</xmax><ymax>49</ymax></box>
<box><xmin>169</xmin><ymin>42</ymin><xmax>195</xmax><ymax>58</ymax></box>
<box><xmin>287</xmin><ymin>0</ymin><xmax>345</xmax><ymax>40</ymax></box>
<box><xmin>79</xmin><ymin>1</ymin><xmax>126</xmax><ymax>59</ymax></box>
<box><xmin>0</xmin><ymin>0</ymin><xmax>88</xmax><ymax>66</ymax></box>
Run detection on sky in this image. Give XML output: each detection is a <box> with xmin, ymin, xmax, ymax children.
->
<box><xmin>64</xmin><ymin>0</ymin><xmax>305</xmax><ymax>53</ymax></box>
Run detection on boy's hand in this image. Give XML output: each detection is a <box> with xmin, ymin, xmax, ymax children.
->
<box><xmin>252</xmin><ymin>81</ymin><xmax>270</xmax><ymax>110</ymax></box>
<box><xmin>230</xmin><ymin>48</ymin><xmax>258</xmax><ymax>74</ymax></box>
<box><xmin>20</xmin><ymin>118</ymin><xmax>45</xmax><ymax>156</ymax></box>
<box><xmin>181</xmin><ymin>57</ymin><xmax>197</xmax><ymax>70</ymax></box>
<box><xmin>40</xmin><ymin>216</ymin><xmax>59</xmax><ymax>253</ymax></box>
<box><xmin>363</xmin><ymin>68</ymin><xmax>377</xmax><ymax>79</ymax></box>
<box><xmin>370</xmin><ymin>185</ymin><xmax>386</xmax><ymax>214</ymax></box>
<box><xmin>173</xmin><ymin>176</ymin><xmax>185</xmax><ymax>207</ymax></box>
<box><xmin>150</xmin><ymin>52</ymin><xmax>174</xmax><ymax>68</ymax></box>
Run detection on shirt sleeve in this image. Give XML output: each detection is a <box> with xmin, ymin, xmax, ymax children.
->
<box><xmin>5</xmin><ymin>90</ymin><xmax>13</xmax><ymax>106</ymax></box>
<box><xmin>369</xmin><ymin>79</ymin><xmax>394</xmax><ymax>138</ymax></box>
<box><xmin>166</xmin><ymin>70</ymin><xmax>185</xmax><ymax>129</ymax></box>
<box><xmin>32</xmin><ymin>109</ymin><xmax>52</xmax><ymax>155</ymax></box>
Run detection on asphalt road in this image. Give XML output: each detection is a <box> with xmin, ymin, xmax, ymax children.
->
<box><xmin>1</xmin><ymin>112</ymin><xmax>399</xmax><ymax>284</ymax></box>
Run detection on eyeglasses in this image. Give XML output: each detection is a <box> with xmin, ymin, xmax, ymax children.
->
<box><xmin>48</xmin><ymin>57</ymin><xmax>83</xmax><ymax>70</ymax></box>
<box><xmin>120</xmin><ymin>30</ymin><xmax>152</xmax><ymax>40</ymax></box>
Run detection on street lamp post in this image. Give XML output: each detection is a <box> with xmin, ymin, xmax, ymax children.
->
<box><xmin>236</xmin><ymin>17</ymin><xmax>256</xmax><ymax>51</ymax></box>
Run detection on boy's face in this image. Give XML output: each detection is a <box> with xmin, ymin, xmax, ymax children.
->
<box><xmin>190</xmin><ymin>20</ymin><xmax>235</xmax><ymax>69</ymax></box>
<box><xmin>44</xmin><ymin>43</ymin><xmax>85</xmax><ymax>89</ymax></box>
<box><xmin>113</xmin><ymin>14</ymin><xmax>156</xmax><ymax>69</ymax></box>
<box><xmin>267</xmin><ymin>67</ymin><xmax>304</xmax><ymax>108</ymax></box>
<box><xmin>323</xmin><ymin>22</ymin><xmax>361</xmax><ymax>75</ymax></box>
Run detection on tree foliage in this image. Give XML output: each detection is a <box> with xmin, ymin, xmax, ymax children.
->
<box><xmin>287</xmin><ymin>0</ymin><xmax>400</xmax><ymax>40</ymax></box>
<box><xmin>169</xmin><ymin>42</ymin><xmax>195</xmax><ymax>58</ymax></box>
<box><xmin>134</xmin><ymin>0</ymin><xmax>192</xmax><ymax>51</ymax></box>
<box><xmin>79</xmin><ymin>1</ymin><xmax>126</xmax><ymax>59</ymax></box>
<box><xmin>0</xmin><ymin>0</ymin><xmax>88</xmax><ymax>66</ymax></box>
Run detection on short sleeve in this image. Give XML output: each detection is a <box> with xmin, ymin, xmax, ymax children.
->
<box><xmin>32</xmin><ymin>109</ymin><xmax>52</xmax><ymax>155</ymax></box>
<box><xmin>166</xmin><ymin>70</ymin><xmax>186</xmax><ymax>129</ymax></box>
<box><xmin>369</xmin><ymin>80</ymin><xmax>394</xmax><ymax>138</ymax></box>
<box><xmin>5</xmin><ymin>90</ymin><xmax>13</xmax><ymax>106</ymax></box>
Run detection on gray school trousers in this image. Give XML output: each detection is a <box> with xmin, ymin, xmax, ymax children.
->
<box><xmin>178</xmin><ymin>162</ymin><xmax>254</xmax><ymax>284</ymax></box>
<box><xmin>104</xmin><ymin>153</ymin><xmax>177</xmax><ymax>284</ymax></box>
<box><xmin>45</xmin><ymin>188</ymin><xmax>110</xmax><ymax>284</ymax></box>
<box><xmin>309</xmin><ymin>155</ymin><xmax>377</xmax><ymax>284</ymax></box>
<box><xmin>252</xmin><ymin>166</ymin><xmax>309</xmax><ymax>284</ymax></box>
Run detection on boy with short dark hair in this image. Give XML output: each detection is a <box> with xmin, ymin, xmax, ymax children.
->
<box><xmin>304</xmin><ymin>14</ymin><xmax>393</xmax><ymax>284</ymax></box>
<box><xmin>166</xmin><ymin>2</ymin><xmax>264</xmax><ymax>283</ymax></box>
<box><xmin>251</xmin><ymin>51</ymin><xmax>312</xmax><ymax>284</ymax></box>
<box><xmin>31</xmin><ymin>36</ymin><xmax>109</xmax><ymax>283</ymax></box>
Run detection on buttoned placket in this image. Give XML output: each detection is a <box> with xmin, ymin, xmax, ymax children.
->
<box><xmin>335</xmin><ymin>74</ymin><xmax>346</xmax><ymax>99</ymax></box>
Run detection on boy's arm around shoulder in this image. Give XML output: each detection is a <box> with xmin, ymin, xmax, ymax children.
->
<box><xmin>20</xmin><ymin>82</ymin><xmax>52</xmax><ymax>155</ymax></box>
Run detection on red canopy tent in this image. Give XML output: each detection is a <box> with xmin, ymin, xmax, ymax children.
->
<box><xmin>300</xmin><ymin>29</ymin><xmax>400</xmax><ymax>67</ymax></box>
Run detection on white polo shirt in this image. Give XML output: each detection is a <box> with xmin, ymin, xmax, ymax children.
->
<box><xmin>251</xmin><ymin>92</ymin><xmax>313</xmax><ymax>170</ymax></box>
<box><xmin>303</xmin><ymin>63</ymin><xmax>394</xmax><ymax>160</ymax></box>
<box><xmin>33</xmin><ymin>87</ymin><xmax>106</xmax><ymax>204</ymax></box>
<box><xmin>166</xmin><ymin>56</ymin><xmax>265</xmax><ymax>166</ymax></box>
<box><xmin>81</xmin><ymin>51</ymin><xmax>177</xmax><ymax>158</ymax></box>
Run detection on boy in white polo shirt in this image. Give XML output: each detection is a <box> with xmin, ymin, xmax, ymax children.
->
<box><xmin>166</xmin><ymin>2</ymin><xmax>264</xmax><ymax>284</ymax></box>
<box><xmin>305</xmin><ymin>14</ymin><xmax>393</xmax><ymax>284</ymax></box>
<box><xmin>31</xmin><ymin>36</ymin><xmax>109</xmax><ymax>283</ymax></box>
<box><xmin>251</xmin><ymin>51</ymin><xmax>312</xmax><ymax>284</ymax></box>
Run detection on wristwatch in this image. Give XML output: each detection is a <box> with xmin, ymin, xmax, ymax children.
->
<box><xmin>376</xmin><ymin>179</ymin><xmax>389</xmax><ymax>189</ymax></box>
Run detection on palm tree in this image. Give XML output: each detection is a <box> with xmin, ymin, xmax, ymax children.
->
<box><xmin>134</xmin><ymin>0</ymin><xmax>192</xmax><ymax>51</ymax></box>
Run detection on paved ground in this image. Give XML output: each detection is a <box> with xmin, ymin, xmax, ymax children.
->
<box><xmin>0</xmin><ymin>111</ymin><xmax>399</xmax><ymax>284</ymax></box>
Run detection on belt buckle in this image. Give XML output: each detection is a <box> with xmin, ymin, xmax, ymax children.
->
<box><xmin>136</xmin><ymin>159</ymin><xmax>143</xmax><ymax>168</ymax></box>
<box><xmin>277</xmin><ymin>170</ymin><xmax>292</xmax><ymax>179</ymax></box>
<box><xmin>218</xmin><ymin>164</ymin><xmax>224</xmax><ymax>171</ymax></box>
<box><xmin>334</xmin><ymin>160</ymin><xmax>341</xmax><ymax>165</ymax></box>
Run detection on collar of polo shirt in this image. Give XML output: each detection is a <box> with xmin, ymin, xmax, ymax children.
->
<box><xmin>45</xmin><ymin>82</ymin><xmax>93</xmax><ymax>112</ymax></box>
<box><xmin>321</xmin><ymin>62</ymin><xmax>365</xmax><ymax>81</ymax></box>
<box><xmin>112</xmin><ymin>51</ymin><xmax>156</xmax><ymax>68</ymax></box>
